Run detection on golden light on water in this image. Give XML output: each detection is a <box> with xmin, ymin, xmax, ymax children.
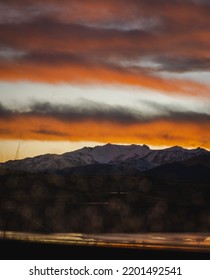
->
<box><xmin>1</xmin><ymin>231</ymin><xmax>210</xmax><ymax>252</ymax></box>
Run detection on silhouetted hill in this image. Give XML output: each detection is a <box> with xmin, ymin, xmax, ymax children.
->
<box><xmin>145</xmin><ymin>162</ymin><xmax>210</xmax><ymax>182</ymax></box>
<box><xmin>183</xmin><ymin>154</ymin><xmax>210</xmax><ymax>168</ymax></box>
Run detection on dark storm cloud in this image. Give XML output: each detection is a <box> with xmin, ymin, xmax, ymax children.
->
<box><xmin>22</xmin><ymin>52</ymin><xmax>97</xmax><ymax>67</ymax></box>
<box><xmin>1</xmin><ymin>101</ymin><xmax>210</xmax><ymax>125</ymax></box>
<box><xmin>29</xmin><ymin>101</ymin><xmax>210</xmax><ymax>124</ymax></box>
<box><xmin>154</xmin><ymin>57</ymin><xmax>210</xmax><ymax>73</ymax></box>
<box><xmin>32</xmin><ymin>129</ymin><xmax>68</xmax><ymax>136</ymax></box>
<box><xmin>165</xmin><ymin>110</ymin><xmax>210</xmax><ymax>123</ymax></box>
<box><xmin>0</xmin><ymin>0</ymin><xmax>210</xmax><ymax>72</ymax></box>
<box><xmin>0</xmin><ymin>18</ymin><xmax>153</xmax><ymax>57</ymax></box>
<box><xmin>28</xmin><ymin>102</ymin><xmax>145</xmax><ymax>124</ymax></box>
<box><xmin>0</xmin><ymin>103</ymin><xmax>14</xmax><ymax>118</ymax></box>
<box><xmin>0</xmin><ymin>102</ymin><xmax>145</xmax><ymax>124</ymax></box>
<box><xmin>141</xmin><ymin>100</ymin><xmax>210</xmax><ymax>123</ymax></box>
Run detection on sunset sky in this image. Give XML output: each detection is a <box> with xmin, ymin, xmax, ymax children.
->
<box><xmin>1</xmin><ymin>0</ymin><xmax>210</xmax><ymax>162</ymax></box>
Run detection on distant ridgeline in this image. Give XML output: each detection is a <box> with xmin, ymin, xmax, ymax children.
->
<box><xmin>1</xmin><ymin>144</ymin><xmax>210</xmax><ymax>233</ymax></box>
<box><xmin>0</xmin><ymin>143</ymin><xmax>208</xmax><ymax>172</ymax></box>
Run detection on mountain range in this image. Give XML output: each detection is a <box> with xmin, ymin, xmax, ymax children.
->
<box><xmin>0</xmin><ymin>143</ymin><xmax>209</xmax><ymax>172</ymax></box>
<box><xmin>1</xmin><ymin>144</ymin><xmax>210</xmax><ymax>233</ymax></box>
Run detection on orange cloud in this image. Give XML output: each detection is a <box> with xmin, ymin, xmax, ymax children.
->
<box><xmin>0</xmin><ymin>115</ymin><xmax>210</xmax><ymax>150</ymax></box>
<box><xmin>1</xmin><ymin>61</ymin><xmax>210</xmax><ymax>99</ymax></box>
<box><xmin>1</xmin><ymin>18</ymin><xmax>210</xmax><ymax>59</ymax></box>
<box><xmin>0</xmin><ymin>0</ymin><xmax>210</xmax><ymax>100</ymax></box>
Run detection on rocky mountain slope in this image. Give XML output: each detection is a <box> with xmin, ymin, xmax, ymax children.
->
<box><xmin>0</xmin><ymin>144</ymin><xmax>209</xmax><ymax>172</ymax></box>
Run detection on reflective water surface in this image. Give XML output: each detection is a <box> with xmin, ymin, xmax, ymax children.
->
<box><xmin>1</xmin><ymin>231</ymin><xmax>210</xmax><ymax>252</ymax></box>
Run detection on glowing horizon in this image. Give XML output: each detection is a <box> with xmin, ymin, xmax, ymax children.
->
<box><xmin>0</xmin><ymin>139</ymin><xmax>209</xmax><ymax>163</ymax></box>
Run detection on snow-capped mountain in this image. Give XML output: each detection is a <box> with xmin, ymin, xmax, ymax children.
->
<box><xmin>142</xmin><ymin>146</ymin><xmax>208</xmax><ymax>165</ymax></box>
<box><xmin>0</xmin><ymin>144</ymin><xmax>209</xmax><ymax>172</ymax></box>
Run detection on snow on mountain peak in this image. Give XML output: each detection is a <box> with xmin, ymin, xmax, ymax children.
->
<box><xmin>87</xmin><ymin>143</ymin><xmax>150</xmax><ymax>163</ymax></box>
<box><xmin>0</xmin><ymin>143</ymin><xmax>208</xmax><ymax>172</ymax></box>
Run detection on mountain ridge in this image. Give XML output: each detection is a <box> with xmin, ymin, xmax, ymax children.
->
<box><xmin>0</xmin><ymin>143</ymin><xmax>209</xmax><ymax>172</ymax></box>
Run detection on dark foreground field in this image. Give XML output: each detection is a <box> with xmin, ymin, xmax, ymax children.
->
<box><xmin>1</xmin><ymin>158</ymin><xmax>210</xmax><ymax>234</ymax></box>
